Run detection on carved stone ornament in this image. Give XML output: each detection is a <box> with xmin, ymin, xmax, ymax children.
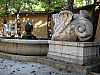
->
<box><xmin>52</xmin><ymin>10</ymin><xmax>93</xmax><ymax>42</ymax></box>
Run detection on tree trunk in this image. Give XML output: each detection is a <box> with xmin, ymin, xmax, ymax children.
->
<box><xmin>95</xmin><ymin>12</ymin><xmax>100</xmax><ymax>41</ymax></box>
<box><xmin>67</xmin><ymin>0</ymin><xmax>74</xmax><ymax>12</ymax></box>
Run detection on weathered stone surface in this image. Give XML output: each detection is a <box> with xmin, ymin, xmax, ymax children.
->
<box><xmin>52</xmin><ymin>10</ymin><xmax>93</xmax><ymax>42</ymax></box>
<box><xmin>48</xmin><ymin>40</ymin><xmax>100</xmax><ymax>65</ymax></box>
<box><xmin>0</xmin><ymin>39</ymin><xmax>49</xmax><ymax>55</ymax></box>
<box><xmin>71</xmin><ymin>17</ymin><xmax>93</xmax><ymax>41</ymax></box>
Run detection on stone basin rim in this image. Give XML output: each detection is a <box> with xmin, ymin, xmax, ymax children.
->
<box><xmin>0</xmin><ymin>38</ymin><xmax>49</xmax><ymax>56</ymax></box>
<box><xmin>0</xmin><ymin>38</ymin><xmax>49</xmax><ymax>44</ymax></box>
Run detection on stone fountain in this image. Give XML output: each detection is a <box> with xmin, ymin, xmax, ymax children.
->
<box><xmin>47</xmin><ymin>10</ymin><xmax>100</xmax><ymax>74</ymax></box>
<box><xmin>0</xmin><ymin>21</ymin><xmax>49</xmax><ymax>56</ymax></box>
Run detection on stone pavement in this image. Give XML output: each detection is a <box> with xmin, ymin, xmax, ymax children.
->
<box><xmin>0</xmin><ymin>58</ymin><xmax>69</xmax><ymax>75</ymax></box>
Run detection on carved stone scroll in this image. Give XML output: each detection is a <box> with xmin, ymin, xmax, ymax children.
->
<box><xmin>52</xmin><ymin>10</ymin><xmax>93</xmax><ymax>42</ymax></box>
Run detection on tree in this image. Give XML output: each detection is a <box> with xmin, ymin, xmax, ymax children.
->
<box><xmin>67</xmin><ymin>0</ymin><xmax>74</xmax><ymax>11</ymax></box>
<box><xmin>0</xmin><ymin>0</ymin><xmax>94</xmax><ymax>16</ymax></box>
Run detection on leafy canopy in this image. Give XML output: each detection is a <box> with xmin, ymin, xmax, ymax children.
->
<box><xmin>0</xmin><ymin>0</ymin><xmax>94</xmax><ymax>16</ymax></box>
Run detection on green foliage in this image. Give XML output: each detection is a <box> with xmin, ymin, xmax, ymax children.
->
<box><xmin>50</xmin><ymin>0</ymin><xmax>65</xmax><ymax>11</ymax></box>
<box><xmin>74</xmin><ymin>0</ymin><xmax>94</xmax><ymax>7</ymax></box>
<box><xmin>75</xmin><ymin>0</ymin><xmax>84</xmax><ymax>7</ymax></box>
<box><xmin>0</xmin><ymin>0</ymin><xmax>94</xmax><ymax>16</ymax></box>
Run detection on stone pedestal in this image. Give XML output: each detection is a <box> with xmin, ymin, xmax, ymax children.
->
<box><xmin>48</xmin><ymin>41</ymin><xmax>100</xmax><ymax>65</ymax></box>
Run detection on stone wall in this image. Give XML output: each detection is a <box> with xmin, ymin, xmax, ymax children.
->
<box><xmin>0</xmin><ymin>14</ymin><xmax>50</xmax><ymax>38</ymax></box>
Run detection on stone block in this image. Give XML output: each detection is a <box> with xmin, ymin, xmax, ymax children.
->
<box><xmin>62</xmin><ymin>46</ymin><xmax>83</xmax><ymax>56</ymax></box>
<box><xmin>48</xmin><ymin>41</ymin><xmax>100</xmax><ymax>65</ymax></box>
<box><xmin>48</xmin><ymin>51</ymin><xmax>62</xmax><ymax>57</ymax></box>
<box><xmin>54</xmin><ymin>45</ymin><xmax>63</xmax><ymax>53</ymax></box>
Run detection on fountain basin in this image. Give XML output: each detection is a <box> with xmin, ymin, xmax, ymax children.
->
<box><xmin>0</xmin><ymin>39</ymin><xmax>49</xmax><ymax>56</ymax></box>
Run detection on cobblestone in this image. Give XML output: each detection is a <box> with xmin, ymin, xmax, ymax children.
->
<box><xmin>0</xmin><ymin>58</ymin><xmax>70</xmax><ymax>75</ymax></box>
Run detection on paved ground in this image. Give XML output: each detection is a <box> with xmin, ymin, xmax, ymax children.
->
<box><xmin>0</xmin><ymin>58</ymin><xmax>68</xmax><ymax>75</ymax></box>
